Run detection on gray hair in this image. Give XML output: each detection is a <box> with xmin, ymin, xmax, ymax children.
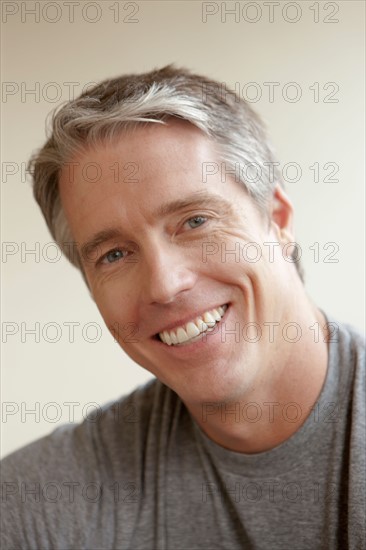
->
<box><xmin>28</xmin><ymin>64</ymin><xmax>304</xmax><ymax>280</ymax></box>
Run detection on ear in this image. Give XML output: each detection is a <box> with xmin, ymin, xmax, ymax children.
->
<box><xmin>270</xmin><ymin>184</ymin><xmax>294</xmax><ymax>242</ymax></box>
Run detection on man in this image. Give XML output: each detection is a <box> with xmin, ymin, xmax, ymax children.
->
<box><xmin>1</xmin><ymin>65</ymin><xmax>365</xmax><ymax>549</ymax></box>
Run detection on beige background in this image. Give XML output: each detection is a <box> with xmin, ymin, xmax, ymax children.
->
<box><xmin>1</xmin><ymin>0</ymin><xmax>365</xmax><ymax>458</ymax></box>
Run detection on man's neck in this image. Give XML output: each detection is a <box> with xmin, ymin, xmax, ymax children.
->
<box><xmin>185</xmin><ymin>307</ymin><xmax>329</xmax><ymax>455</ymax></box>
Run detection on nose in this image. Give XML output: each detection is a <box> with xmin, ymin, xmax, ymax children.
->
<box><xmin>141</xmin><ymin>240</ymin><xmax>197</xmax><ymax>305</ymax></box>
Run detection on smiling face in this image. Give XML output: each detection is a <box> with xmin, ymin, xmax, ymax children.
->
<box><xmin>59</xmin><ymin>119</ymin><xmax>301</xmax><ymax>407</ymax></box>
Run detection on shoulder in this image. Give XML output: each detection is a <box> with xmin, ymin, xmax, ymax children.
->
<box><xmin>1</xmin><ymin>377</ymin><xmax>169</xmax><ymax>474</ymax></box>
<box><xmin>0</xmin><ymin>378</ymin><xmax>176</xmax><ymax>548</ymax></box>
<box><xmin>328</xmin><ymin>316</ymin><xmax>365</xmax><ymax>401</ymax></box>
<box><xmin>338</xmin><ymin>318</ymin><xmax>365</xmax><ymax>349</ymax></box>
<box><xmin>325</xmin><ymin>315</ymin><xmax>365</xmax><ymax>368</ymax></box>
<box><xmin>327</xmin><ymin>317</ymin><xmax>365</xmax><ymax>460</ymax></box>
<box><xmin>334</xmin><ymin>318</ymin><xmax>365</xmax><ymax>386</ymax></box>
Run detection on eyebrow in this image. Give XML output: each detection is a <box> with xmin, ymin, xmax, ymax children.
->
<box><xmin>155</xmin><ymin>191</ymin><xmax>234</xmax><ymax>217</ymax></box>
<box><xmin>79</xmin><ymin>191</ymin><xmax>235</xmax><ymax>260</ymax></box>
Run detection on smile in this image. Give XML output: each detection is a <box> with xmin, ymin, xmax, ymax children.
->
<box><xmin>158</xmin><ymin>304</ymin><xmax>228</xmax><ymax>346</ymax></box>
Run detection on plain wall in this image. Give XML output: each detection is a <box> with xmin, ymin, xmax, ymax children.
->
<box><xmin>1</xmin><ymin>0</ymin><xmax>365</xmax><ymax>458</ymax></box>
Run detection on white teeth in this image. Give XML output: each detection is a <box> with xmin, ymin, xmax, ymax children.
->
<box><xmin>170</xmin><ymin>331</ymin><xmax>179</xmax><ymax>345</ymax></box>
<box><xmin>203</xmin><ymin>312</ymin><xmax>216</xmax><ymax>327</ymax></box>
<box><xmin>211</xmin><ymin>308</ymin><xmax>222</xmax><ymax>322</ymax></box>
<box><xmin>176</xmin><ymin>327</ymin><xmax>189</xmax><ymax>344</ymax></box>
<box><xmin>195</xmin><ymin>318</ymin><xmax>208</xmax><ymax>332</ymax></box>
<box><xmin>158</xmin><ymin>304</ymin><xmax>228</xmax><ymax>346</ymax></box>
<box><xmin>186</xmin><ymin>322</ymin><xmax>201</xmax><ymax>339</ymax></box>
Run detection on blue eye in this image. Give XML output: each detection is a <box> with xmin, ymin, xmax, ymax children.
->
<box><xmin>102</xmin><ymin>249</ymin><xmax>126</xmax><ymax>264</ymax></box>
<box><xmin>186</xmin><ymin>216</ymin><xmax>207</xmax><ymax>229</ymax></box>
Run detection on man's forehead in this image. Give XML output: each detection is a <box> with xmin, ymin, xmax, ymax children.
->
<box><xmin>62</xmin><ymin>119</ymin><xmax>216</xmax><ymax>171</ymax></box>
<box><xmin>57</xmin><ymin>117</ymin><xmax>265</xmax><ymax>244</ymax></box>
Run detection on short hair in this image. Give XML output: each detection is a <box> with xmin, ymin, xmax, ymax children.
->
<box><xmin>28</xmin><ymin>64</ymin><xmax>304</xmax><ymax>281</ymax></box>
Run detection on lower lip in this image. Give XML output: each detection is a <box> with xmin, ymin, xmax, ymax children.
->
<box><xmin>151</xmin><ymin>304</ymin><xmax>231</xmax><ymax>358</ymax></box>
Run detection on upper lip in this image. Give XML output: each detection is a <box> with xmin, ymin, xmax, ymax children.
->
<box><xmin>152</xmin><ymin>303</ymin><xmax>229</xmax><ymax>337</ymax></box>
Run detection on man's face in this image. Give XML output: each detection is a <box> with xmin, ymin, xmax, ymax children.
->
<box><xmin>59</xmin><ymin>120</ymin><xmax>296</xmax><ymax>406</ymax></box>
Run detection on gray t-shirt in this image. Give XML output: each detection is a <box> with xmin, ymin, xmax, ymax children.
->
<box><xmin>1</xmin><ymin>318</ymin><xmax>365</xmax><ymax>550</ymax></box>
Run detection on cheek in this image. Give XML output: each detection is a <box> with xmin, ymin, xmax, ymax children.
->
<box><xmin>92</xmin><ymin>283</ymin><xmax>135</xmax><ymax>331</ymax></box>
<box><xmin>201</xmin><ymin>228</ymin><xmax>265</xmax><ymax>280</ymax></box>
<box><xmin>96</xmin><ymin>296</ymin><xmax>142</xmax><ymax>351</ymax></box>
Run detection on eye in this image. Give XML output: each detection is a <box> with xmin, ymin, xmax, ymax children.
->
<box><xmin>185</xmin><ymin>216</ymin><xmax>207</xmax><ymax>229</ymax></box>
<box><xmin>100</xmin><ymin>248</ymin><xmax>127</xmax><ymax>265</ymax></box>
